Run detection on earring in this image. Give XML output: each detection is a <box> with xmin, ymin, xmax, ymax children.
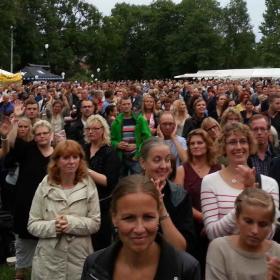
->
<box><xmin>113</xmin><ymin>226</ymin><xmax>118</xmax><ymax>233</ymax></box>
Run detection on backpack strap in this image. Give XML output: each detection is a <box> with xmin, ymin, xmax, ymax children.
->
<box><xmin>256</xmin><ymin>173</ymin><xmax>262</xmax><ymax>189</ymax></box>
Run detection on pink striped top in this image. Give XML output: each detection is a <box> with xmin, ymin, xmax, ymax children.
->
<box><xmin>201</xmin><ymin>171</ymin><xmax>279</xmax><ymax>240</ymax></box>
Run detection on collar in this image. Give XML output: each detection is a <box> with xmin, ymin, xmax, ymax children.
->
<box><xmin>89</xmin><ymin>235</ymin><xmax>180</xmax><ymax>279</ymax></box>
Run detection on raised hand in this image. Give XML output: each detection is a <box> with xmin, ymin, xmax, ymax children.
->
<box><xmin>157</xmin><ymin>126</ymin><xmax>164</xmax><ymax>139</ymax></box>
<box><xmin>235</xmin><ymin>165</ymin><xmax>257</xmax><ymax>188</ymax></box>
<box><xmin>13</xmin><ymin>100</ymin><xmax>25</xmax><ymax>117</ymax></box>
<box><xmin>0</xmin><ymin>117</ymin><xmax>12</xmax><ymax>137</ymax></box>
<box><xmin>171</xmin><ymin>123</ymin><xmax>178</xmax><ymax>139</ymax></box>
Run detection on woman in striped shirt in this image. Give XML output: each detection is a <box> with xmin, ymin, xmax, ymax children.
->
<box><xmin>201</xmin><ymin>122</ymin><xmax>279</xmax><ymax>241</ymax></box>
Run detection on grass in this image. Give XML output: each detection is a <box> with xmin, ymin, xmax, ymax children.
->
<box><xmin>0</xmin><ymin>264</ymin><xmax>14</xmax><ymax>280</ymax></box>
<box><xmin>0</xmin><ymin>264</ymin><xmax>31</xmax><ymax>280</ymax></box>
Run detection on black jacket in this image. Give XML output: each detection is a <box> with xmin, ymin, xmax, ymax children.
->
<box><xmin>65</xmin><ymin>118</ymin><xmax>85</xmax><ymax>146</ymax></box>
<box><xmin>163</xmin><ymin>181</ymin><xmax>198</xmax><ymax>259</ymax></box>
<box><xmin>81</xmin><ymin>235</ymin><xmax>201</xmax><ymax>280</ymax></box>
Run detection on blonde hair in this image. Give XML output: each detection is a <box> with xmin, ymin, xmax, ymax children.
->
<box><xmin>32</xmin><ymin>120</ymin><xmax>53</xmax><ymax>134</ymax></box>
<box><xmin>18</xmin><ymin>117</ymin><xmax>33</xmax><ymax>142</ymax></box>
<box><xmin>219</xmin><ymin>122</ymin><xmax>256</xmax><ymax>156</ymax></box>
<box><xmin>220</xmin><ymin>108</ymin><xmax>242</xmax><ymax>128</ymax></box>
<box><xmin>201</xmin><ymin>117</ymin><xmax>221</xmax><ymax>132</ymax></box>
<box><xmin>235</xmin><ymin>188</ymin><xmax>276</xmax><ymax>222</ymax></box>
<box><xmin>84</xmin><ymin>114</ymin><xmax>111</xmax><ymax>145</ymax></box>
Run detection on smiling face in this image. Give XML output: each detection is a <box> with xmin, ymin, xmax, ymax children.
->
<box><xmin>112</xmin><ymin>192</ymin><xmax>159</xmax><ymax>253</ymax></box>
<box><xmin>236</xmin><ymin>204</ymin><xmax>273</xmax><ymax>252</ymax></box>
<box><xmin>245</xmin><ymin>100</ymin><xmax>254</xmax><ymax>112</ymax></box>
<box><xmin>140</xmin><ymin>144</ymin><xmax>171</xmax><ymax>183</ymax></box>
<box><xmin>225</xmin><ymin>132</ymin><xmax>249</xmax><ymax>166</ymax></box>
<box><xmin>194</xmin><ymin>100</ymin><xmax>206</xmax><ymax>116</ymax></box>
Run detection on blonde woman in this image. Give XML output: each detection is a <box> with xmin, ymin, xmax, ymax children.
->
<box><xmin>172</xmin><ymin>99</ymin><xmax>191</xmax><ymax>136</ymax></box>
<box><xmin>84</xmin><ymin>114</ymin><xmax>120</xmax><ymax>250</ymax></box>
<box><xmin>141</xmin><ymin>94</ymin><xmax>159</xmax><ymax>135</ymax></box>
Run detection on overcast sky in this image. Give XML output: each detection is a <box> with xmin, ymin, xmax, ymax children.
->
<box><xmin>88</xmin><ymin>0</ymin><xmax>266</xmax><ymax>41</ymax></box>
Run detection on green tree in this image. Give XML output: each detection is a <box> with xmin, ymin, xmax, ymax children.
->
<box><xmin>0</xmin><ymin>0</ymin><xmax>19</xmax><ymax>70</ymax></box>
<box><xmin>166</xmin><ymin>0</ymin><xmax>224</xmax><ymax>75</ymax></box>
<box><xmin>222</xmin><ymin>0</ymin><xmax>256</xmax><ymax>68</ymax></box>
<box><xmin>258</xmin><ymin>0</ymin><xmax>280</xmax><ymax>66</ymax></box>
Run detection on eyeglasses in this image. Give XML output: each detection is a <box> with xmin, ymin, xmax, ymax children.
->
<box><xmin>226</xmin><ymin>139</ymin><xmax>248</xmax><ymax>146</ymax></box>
<box><xmin>161</xmin><ymin>122</ymin><xmax>175</xmax><ymax>127</ymax></box>
<box><xmin>205</xmin><ymin>125</ymin><xmax>218</xmax><ymax>132</ymax></box>
<box><xmin>35</xmin><ymin>131</ymin><xmax>50</xmax><ymax>137</ymax></box>
<box><xmin>85</xmin><ymin>127</ymin><xmax>103</xmax><ymax>132</ymax></box>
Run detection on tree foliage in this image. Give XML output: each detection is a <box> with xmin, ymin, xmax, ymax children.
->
<box><xmin>221</xmin><ymin>0</ymin><xmax>256</xmax><ymax>68</ymax></box>
<box><xmin>258</xmin><ymin>0</ymin><xmax>280</xmax><ymax>66</ymax></box>
<box><xmin>0</xmin><ymin>0</ymin><xmax>276</xmax><ymax>80</ymax></box>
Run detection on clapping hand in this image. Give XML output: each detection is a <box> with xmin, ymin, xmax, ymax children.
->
<box><xmin>266</xmin><ymin>255</ymin><xmax>280</xmax><ymax>280</ymax></box>
<box><xmin>235</xmin><ymin>165</ymin><xmax>258</xmax><ymax>188</ymax></box>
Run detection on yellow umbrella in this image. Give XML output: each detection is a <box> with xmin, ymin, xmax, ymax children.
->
<box><xmin>0</xmin><ymin>71</ymin><xmax>22</xmax><ymax>84</ymax></box>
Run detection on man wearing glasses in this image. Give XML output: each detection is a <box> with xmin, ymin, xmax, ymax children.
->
<box><xmin>248</xmin><ymin>114</ymin><xmax>277</xmax><ymax>176</ymax></box>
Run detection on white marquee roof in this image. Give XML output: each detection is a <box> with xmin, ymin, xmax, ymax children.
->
<box><xmin>174</xmin><ymin>68</ymin><xmax>280</xmax><ymax>79</ymax></box>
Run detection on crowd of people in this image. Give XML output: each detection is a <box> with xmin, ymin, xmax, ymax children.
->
<box><xmin>0</xmin><ymin>78</ymin><xmax>280</xmax><ymax>279</ymax></box>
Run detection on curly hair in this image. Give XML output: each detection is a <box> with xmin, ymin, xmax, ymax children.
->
<box><xmin>187</xmin><ymin>128</ymin><xmax>217</xmax><ymax>166</ymax></box>
<box><xmin>48</xmin><ymin>140</ymin><xmax>88</xmax><ymax>185</ymax></box>
<box><xmin>219</xmin><ymin>122</ymin><xmax>257</xmax><ymax>156</ymax></box>
<box><xmin>84</xmin><ymin>114</ymin><xmax>111</xmax><ymax>145</ymax></box>
<box><xmin>220</xmin><ymin>107</ymin><xmax>243</xmax><ymax>128</ymax></box>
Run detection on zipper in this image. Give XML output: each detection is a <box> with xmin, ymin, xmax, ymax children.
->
<box><xmin>89</xmin><ymin>273</ymin><xmax>99</xmax><ymax>280</ymax></box>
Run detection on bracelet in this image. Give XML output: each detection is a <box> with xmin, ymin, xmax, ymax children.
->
<box><xmin>1</xmin><ymin>136</ymin><xmax>7</xmax><ymax>141</ymax></box>
<box><xmin>159</xmin><ymin>213</ymin><xmax>170</xmax><ymax>222</ymax></box>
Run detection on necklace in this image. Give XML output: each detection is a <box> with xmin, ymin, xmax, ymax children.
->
<box><xmin>231</xmin><ymin>178</ymin><xmax>239</xmax><ymax>184</ymax></box>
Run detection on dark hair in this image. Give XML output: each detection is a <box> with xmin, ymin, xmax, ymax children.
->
<box><xmin>104</xmin><ymin>90</ymin><xmax>114</xmax><ymax>99</ymax></box>
<box><xmin>105</xmin><ymin>104</ymin><xmax>116</xmax><ymax>116</ymax></box>
<box><xmin>269</xmin><ymin>93</ymin><xmax>280</xmax><ymax>104</ymax></box>
<box><xmin>187</xmin><ymin>128</ymin><xmax>217</xmax><ymax>165</ymax></box>
<box><xmin>24</xmin><ymin>97</ymin><xmax>39</xmax><ymax>107</ymax></box>
<box><xmin>111</xmin><ymin>175</ymin><xmax>160</xmax><ymax>215</ymax></box>
<box><xmin>235</xmin><ymin>188</ymin><xmax>275</xmax><ymax>222</ymax></box>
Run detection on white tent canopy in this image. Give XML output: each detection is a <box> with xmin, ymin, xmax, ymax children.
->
<box><xmin>174</xmin><ymin>68</ymin><xmax>280</xmax><ymax>79</ymax></box>
<box><xmin>0</xmin><ymin>69</ymin><xmax>13</xmax><ymax>75</ymax></box>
